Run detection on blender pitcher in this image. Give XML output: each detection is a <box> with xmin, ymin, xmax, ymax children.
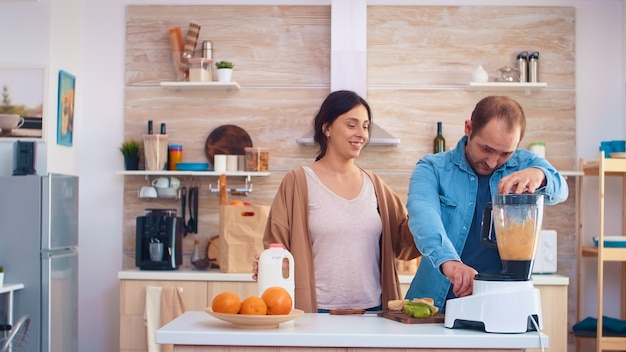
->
<box><xmin>481</xmin><ymin>194</ymin><xmax>544</xmax><ymax>280</ymax></box>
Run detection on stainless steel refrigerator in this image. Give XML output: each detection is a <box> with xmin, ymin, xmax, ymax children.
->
<box><xmin>0</xmin><ymin>173</ymin><xmax>78</xmax><ymax>352</ymax></box>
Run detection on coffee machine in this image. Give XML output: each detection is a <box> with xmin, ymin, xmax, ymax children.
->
<box><xmin>444</xmin><ymin>194</ymin><xmax>544</xmax><ymax>333</ymax></box>
<box><xmin>136</xmin><ymin>208</ymin><xmax>183</xmax><ymax>270</ymax></box>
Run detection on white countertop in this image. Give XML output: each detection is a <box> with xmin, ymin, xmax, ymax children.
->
<box><xmin>156</xmin><ymin>310</ymin><xmax>548</xmax><ymax>349</ymax></box>
<box><xmin>119</xmin><ymin>268</ymin><xmax>569</xmax><ymax>286</ymax></box>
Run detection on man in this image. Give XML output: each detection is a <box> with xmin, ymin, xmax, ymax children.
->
<box><xmin>405</xmin><ymin>96</ymin><xmax>568</xmax><ymax>311</ymax></box>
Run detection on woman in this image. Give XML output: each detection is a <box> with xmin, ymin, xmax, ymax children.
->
<box><xmin>254</xmin><ymin>90</ymin><xmax>420</xmax><ymax>313</ymax></box>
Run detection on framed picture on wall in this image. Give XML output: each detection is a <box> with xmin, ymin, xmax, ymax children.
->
<box><xmin>56</xmin><ymin>70</ymin><xmax>75</xmax><ymax>147</ymax></box>
<box><xmin>0</xmin><ymin>66</ymin><xmax>46</xmax><ymax>140</ymax></box>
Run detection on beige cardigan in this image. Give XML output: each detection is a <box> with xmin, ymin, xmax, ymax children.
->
<box><xmin>263</xmin><ymin>167</ymin><xmax>421</xmax><ymax>313</ymax></box>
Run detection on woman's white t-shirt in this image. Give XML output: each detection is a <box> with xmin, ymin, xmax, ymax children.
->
<box><xmin>303</xmin><ymin>166</ymin><xmax>382</xmax><ymax>310</ymax></box>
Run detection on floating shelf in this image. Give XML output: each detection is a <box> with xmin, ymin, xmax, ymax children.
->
<box><xmin>118</xmin><ymin>170</ymin><xmax>269</xmax><ymax>177</ymax></box>
<box><xmin>159</xmin><ymin>81</ymin><xmax>240</xmax><ymax>91</ymax></box>
<box><xmin>467</xmin><ymin>82</ymin><xmax>547</xmax><ymax>93</ymax></box>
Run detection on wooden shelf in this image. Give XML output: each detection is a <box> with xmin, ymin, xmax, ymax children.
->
<box><xmin>576</xmin><ymin>153</ymin><xmax>626</xmax><ymax>352</ymax></box>
<box><xmin>118</xmin><ymin>170</ymin><xmax>269</xmax><ymax>177</ymax></box>
<box><xmin>580</xmin><ymin>245</ymin><xmax>626</xmax><ymax>261</ymax></box>
<box><xmin>582</xmin><ymin>157</ymin><xmax>626</xmax><ymax>175</ymax></box>
<box><xmin>159</xmin><ymin>81</ymin><xmax>240</xmax><ymax>91</ymax></box>
<box><xmin>467</xmin><ymin>82</ymin><xmax>547</xmax><ymax>93</ymax></box>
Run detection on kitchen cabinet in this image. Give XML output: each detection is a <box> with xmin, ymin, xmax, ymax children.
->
<box><xmin>119</xmin><ymin>277</ymin><xmax>257</xmax><ymax>352</ymax></box>
<box><xmin>576</xmin><ymin>153</ymin><xmax>626</xmax><ymax>352</ymax></box>
<box><xmin>118</xmin><ymin>271</ymin><xmax>567</xmax><ymax>352</ymax></box>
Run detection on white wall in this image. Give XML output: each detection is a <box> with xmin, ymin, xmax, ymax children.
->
<box><xmin>1</xmin><ymin>0</ymin><xmax>623</xmax><ymax>351</ymax></box>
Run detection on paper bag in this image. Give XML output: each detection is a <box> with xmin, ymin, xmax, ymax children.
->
<box><xmin>218</xmin><ymin>205</ymin><xmax>270</xmax><ymax>273</ymax></box>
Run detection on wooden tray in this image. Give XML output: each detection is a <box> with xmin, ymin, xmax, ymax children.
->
<box><xmin>377</xmin><ymin>310</ymin><xmax>445</xmax><ymax>324</ymax></box>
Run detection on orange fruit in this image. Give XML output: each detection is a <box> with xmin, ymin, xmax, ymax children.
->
<box><xmin>211</xmin><ymin>291</ymin><xmax>242</xmax><ymax>314</ymax></box>
<box><xmin>230</xmin><ymin>200</ymin><xmax>245</xmax><ymax>206</ymax></box>
<box><xmin>261</xmin><ymin>286</ymin><xmax>292</xmax><ymax>315</ymax></box>
<box><xmin>239</xmin><ymin>296</ymin><xmax>267</xmax><ymax>315</ymax></box>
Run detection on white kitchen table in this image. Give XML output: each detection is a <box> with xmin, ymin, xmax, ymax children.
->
<box><xmin>157</xmin><ymin>310</ymin><xmax>548</xmax><ymax>352</ymax></box>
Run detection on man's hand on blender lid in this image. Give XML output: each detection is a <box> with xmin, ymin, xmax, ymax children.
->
<box><xmin>498</xmin><ymin>168</ymin><xmax>546</xmax><ymax>195</ymax></box>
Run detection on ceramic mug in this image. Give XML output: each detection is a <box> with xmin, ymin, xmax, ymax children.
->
<box><xmin>139</xmin><ymin>186</ymin><xmax>158</xmax><ymax>198</ymax></box>
<box><xmin>151</xmin><ymin>177</ymin><xmax>170</xmax><ymax>188</ymax></box>
<box><xmin>169</xmin><ymin>177</ymin><xmax>181</xmax><ymax>189</ymax></box>
<box><xmin>149</xmin><ymin>242</ymin><xmax>164</xmax><ymax>261</ymax></box>
<box><xmin>0</xmin><ymin>114</ymin><xmax>25</xmax><ymax>131</ymax></box>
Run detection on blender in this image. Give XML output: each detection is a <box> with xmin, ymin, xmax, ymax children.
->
<box><xmin>444</xmin><ymin>194</ymin><xmax>544</xmax><ymax>333</ymax></box>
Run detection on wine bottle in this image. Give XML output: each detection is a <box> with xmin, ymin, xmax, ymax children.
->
<box><xmin>433</xmin><ymin>121</ymin><xmax>445</xmax><ymax>153</ymax></box>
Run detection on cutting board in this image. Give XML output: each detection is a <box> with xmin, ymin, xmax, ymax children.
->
<box><xmin>377</xmin><ymin>310</ymin><xmax>445</xmax><ymax>324</ymax></box>
<box><xmin>204</xmin><ymin>125</ymin><xmax>253</xmax><ymax>167</ymax></box>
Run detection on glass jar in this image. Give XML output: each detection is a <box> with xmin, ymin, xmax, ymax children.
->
<box><xmin>190</xmin><ymin>239</ymin><xmax>211</xmax><ymax>270</ymax></box>
<box><xmin>188</xmin><ymin>58</ymin><xmax>212</xmax><ymax>82</ymax></box>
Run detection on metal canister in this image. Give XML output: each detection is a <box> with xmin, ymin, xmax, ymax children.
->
<box><xmin>528</xmin><ymin>51</ymin><xmax>539</xmax><ymax>82</ymax></box>
<box><xmin>202</xmin><ymin>40</ymin><xmax>213</xmax><ymax>60</ymax></box>
<box><xmin>517</xmin><ymin>51</ymin><xmax>528</xmax><ymax>82</ymax></box>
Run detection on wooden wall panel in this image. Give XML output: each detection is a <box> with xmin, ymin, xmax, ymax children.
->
<box><xmin>126</xmin><ymin>5</ymin><xmax>331</xmax><ymax>85</ymax></box>
<box><xmin>367</xmin><ymin>6</ymin><xmax>575</xmax><ymax>87</ymax></box>
<box><xmin>124</xmin><ymin>5</ymin><xmax>577</xmax><ymax>345</ymax></box>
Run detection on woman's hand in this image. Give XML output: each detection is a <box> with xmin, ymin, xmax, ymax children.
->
<box><xmin>251</xmin><ymin>253</ymin><xmax>260</xmax><ymax>281</ymax></box>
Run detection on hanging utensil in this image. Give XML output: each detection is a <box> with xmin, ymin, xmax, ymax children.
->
<box><xmin>187</xmin><ymin>186</ymin><xmax>198</xmax><ymax>234</ymax></box>
<box><xmin>180</xmin><ymin>186</ymin><xmax>188</xmax><ymax>236</ymax></box>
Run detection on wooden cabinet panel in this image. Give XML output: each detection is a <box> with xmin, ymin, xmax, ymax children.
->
<box><xmin>119</xmin><ymin>280</ymin><xmax>208</xmax><ymax>352</ymax></box>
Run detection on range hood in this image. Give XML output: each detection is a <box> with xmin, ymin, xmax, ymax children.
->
<box><xmin>296</xmin><ymin>123</ymin><xmax>400</xmax><ymax>146</ymax></box>
<box><xmin>296</xmin><ymin>0</ymin><xmax>400</xmax><ymax>147</ymax></box>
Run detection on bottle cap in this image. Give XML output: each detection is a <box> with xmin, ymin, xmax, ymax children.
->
<box><xmin>269</xmin><ymin>243</ymin><xmax>284</xmax><ymax>249</ymax></box>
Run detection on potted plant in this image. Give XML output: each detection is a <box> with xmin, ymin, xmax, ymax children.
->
<box><xmin>119</xmin><ymin>139</ymin><xmax>141</xmax><ymax>170</ymax></box>
<box><xmin>215</xmin><ymin>61</ymin><xmax>234</xmax><ymax>82</ymax></box>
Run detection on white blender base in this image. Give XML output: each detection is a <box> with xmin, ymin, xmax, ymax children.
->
<box><xmin>444</xmin><ymin>280</ymin><xmax>543</xmax><ymax>333</ymax></box>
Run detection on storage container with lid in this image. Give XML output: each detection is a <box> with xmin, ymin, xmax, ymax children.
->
<box><xmin>245</xmin><ymin>147</ymin><xmax>270</xmax><ymax>172</ymax></box>
<box><xmin>188</xmin><ymin>58</ymin><xmax>212</xmax><ymax>82</ymax></box>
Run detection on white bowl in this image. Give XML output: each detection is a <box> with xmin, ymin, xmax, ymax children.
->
<box><xmin>157</xmin><ymin>187</ymin><xmax>179</xmax><ymax>198</ymax></box>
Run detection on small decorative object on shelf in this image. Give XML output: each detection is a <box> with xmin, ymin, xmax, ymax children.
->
<box><xmin>0</xmin><ymin>265</ymin><xmax>4</xmax><ymax>286</ymax></box>
<box><xmin>119</xmin><ymin>140</ymin><xmax>141</xmax><ymax>170</ymax></box>
<box><xmin>472</xmin><ymin>65</ymin><xmax>489</xmax><ymax>83</ymax></box>
<box><xmin>215</xmin><ymin>60</ymin><xmax>234</xmax><ymax>83</ymax></box>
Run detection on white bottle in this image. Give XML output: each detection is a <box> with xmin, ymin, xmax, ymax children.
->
<box><xmin>258</xmin><ymin>243</ymin><xmax>295</xmax><ymax>308</ymax></box>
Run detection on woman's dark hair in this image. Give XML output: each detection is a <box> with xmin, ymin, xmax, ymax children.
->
<box><xmin>313</xmin><ymin>90</ymin><xmax>372</xmax><ymax>161</ymax></box>
<box><xmin>470</xmin><ymin>96</ymin><xmax>526</xmax><ymax>141</ymax></box>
